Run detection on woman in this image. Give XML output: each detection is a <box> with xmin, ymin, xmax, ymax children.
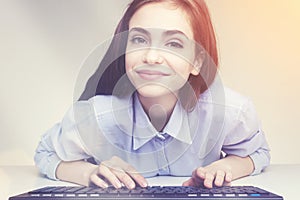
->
<box><xmin>35</xmin><ymin>0</ymin><xmax>270</xmax><ymax>189</ymax></box>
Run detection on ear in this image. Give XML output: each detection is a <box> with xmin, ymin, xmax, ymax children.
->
<box><xmin>191</xmin><ymin>58</ymin><xmax>203</xmax><ymax>76</ymax></box>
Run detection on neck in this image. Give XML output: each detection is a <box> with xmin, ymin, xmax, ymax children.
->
<box><xmin>138</xmin><ymin>93</ymin><xmax>178</xmax><ymax>132</ymax></box>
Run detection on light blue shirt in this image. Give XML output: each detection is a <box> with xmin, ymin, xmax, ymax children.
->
<box><xmin>34</xmin><ymin>86</ymin><xmax>270</xmax><ymax>180</ymax></box>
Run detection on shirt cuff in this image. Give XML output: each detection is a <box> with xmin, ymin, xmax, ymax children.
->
<box><xmin>46</xmin><ymin>154</ymin><xmax>62</xmax><ymax>180</ymax></box>
<box><xmin>249</xmin><ymin>150</ymin><xmax>270</xmax><ymax>175</ymax></box>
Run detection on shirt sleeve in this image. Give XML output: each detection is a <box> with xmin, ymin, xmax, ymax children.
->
<box><xmin>34</xmin><ymin>101</ymin><xmax>93</xmax><ymax>180</ymax></box>
<box><xmin>222</xmin><ymin>99</ymin><xmax>270</xmax><ymax>175</ymax></box>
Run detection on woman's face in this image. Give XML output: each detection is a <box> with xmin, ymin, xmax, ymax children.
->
<box><xmin>125</xmin><ymin>2</ymin><xmax>200</xmax><ymax>98</ymax></box>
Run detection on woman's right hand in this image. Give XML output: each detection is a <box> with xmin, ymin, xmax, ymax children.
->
<box><xmin>89</xmin><ymin>156</ymin><xmax>148</xmax><ymax>189</ymax></box>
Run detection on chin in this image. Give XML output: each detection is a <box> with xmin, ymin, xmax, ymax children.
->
<box><xmin>136</xmin><ymin>85</ymin><xmax>177</xmax><ymax>98</ymax></box>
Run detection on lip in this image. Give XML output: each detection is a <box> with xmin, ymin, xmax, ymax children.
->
<box><xmin>135</xmin><ymin>69</ymin><xmax>170</xmax><ymax>80</ymax></box>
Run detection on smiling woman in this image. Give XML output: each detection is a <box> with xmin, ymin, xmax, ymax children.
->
<box><xmin>34</xmin><ymin>0</ymin><xmax>270</xmax><ymax>191</ymax></box>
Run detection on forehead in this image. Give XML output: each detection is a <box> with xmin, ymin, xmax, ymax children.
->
<box><xmin>128</xmin><ymin>2</ymin><xmax>194</xmax><ymax>39</ymax></box>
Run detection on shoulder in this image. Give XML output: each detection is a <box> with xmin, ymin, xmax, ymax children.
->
<box><xmin>223</xmin><ymin>88</ymin><xmax>257</xmax><ymax>118</ymax></box>
<box><xmin>87</xmin><ymin>95</ymin><xmax>133</xmax><ymax>116</ymax></box>
<box><xmin>198</xmin><ymin>86</ymin><xmax>258</xmax><ymax>123</ymax></box>
<box><xmin>224</xmin><ymin>87</ymin><xmax>252</xmax><ymax>111</ymax></box>
<box><xmin>200</xmin><ymin>86</ymin><xmax>251</xmax><ymax>108</ymax></box>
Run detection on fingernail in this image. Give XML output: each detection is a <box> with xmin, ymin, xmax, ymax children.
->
<box><xmin>115</xmin><ymin>181</ymin><xmax>122</xmax><ymax>188</ymax></box>
<box><xmin>103</xmin><ymin>183</ymin><xmax>109</xmax><ymax>188</ymax></box>
<box><xmin>141</xmin><ymin>181</ymin><xmax>148</xmax><ymax>187</ymax></box>
<box><xmin>129</xmin><ymin>182</ymin><xmax>135</xmax><ymax>189</ymax></box>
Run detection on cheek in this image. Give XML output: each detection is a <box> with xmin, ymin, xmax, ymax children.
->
<box><xmin>125</xmin><ymin>53</ymin><xmax>135</xmax><ymax>73</ymax></box>
<box><xmin>166</xmin><ymin>55</ymin><xmax>194</xmax><ymax>79</ymax></box>
<box><xmin>125</xmin><ymin>51</ymin><xmax>143</xmax><ymax>72</ymax></box>
<box><xmin>125</xmin><ymin>55</ymin><xmax>130</xmax><ymax>72</ymax></box>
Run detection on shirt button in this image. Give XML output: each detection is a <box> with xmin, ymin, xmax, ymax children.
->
<box><xmin>156</xmin><ymin>133</ymin><xmax>166</xmax><ymax>140</ymax></box>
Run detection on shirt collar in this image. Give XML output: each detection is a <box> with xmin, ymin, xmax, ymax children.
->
<box><xmin>132</xmin><ymin>93</ymin><xmax>192</xmax><ymax>150</ymax></box>
<box><xmin>164</xmin><ymin>100</ymin><xmax>192</xmax><ymax>144</ymax></box>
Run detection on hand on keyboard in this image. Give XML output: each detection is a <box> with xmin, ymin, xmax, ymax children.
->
<box><xmin>183</xmin><ymin>160</ymin><xmax>232</xmax><ymax>188</ymax></box>
<box><xmin>89</xmin><ymin>156</ymin><xmax>148</xmax><ymax>189</ymax></box>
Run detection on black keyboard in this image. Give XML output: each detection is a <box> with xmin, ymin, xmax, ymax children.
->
<box><xmin>9</xmin><ymin>185</ymin><xmax>283</xmax><ymax>200</ymax></box>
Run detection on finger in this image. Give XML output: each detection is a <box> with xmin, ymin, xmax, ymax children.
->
<box><xmin>190</xmin><ymin>168</ymin><xmax>206</xmax><ymax>187</ymax></box>
<box><xmin>195</xmin><ymin>167</ymin><xmax>206</xmax><ymax>179</ymax></box>
<box><xmin>98</xmin><ymin>164</ymin><xmax>122</xmax><ymax>188</ymax></box>
<box><xmin>90</xmin><ymin>173</ymin><xmax>109</xmax><ymax>188</ymax></box>
<box><xmin>225</xmin><ymin>171</ymin><xmax>233</xmax><ymax>183</ymax></box>
<box><xmin>124</xmin><ymin>165</ymin><xmax>148</xmax><ymax>188</ymax></box>
<box><xmin>111</xmin><ymin>168</ymin><xmax>136</xmax><ymax>189</ymax></box>
<box><xmin>214</xmin><ymin>170</ymin><xmax>225</xmax><ymax>187</ymax></box>
<box><xmin>114</xmin><ymin>157</ymin><xmax>148</xmax><ymax>188</ymax></box>
<box><xmin>182</xmin><ymin>178</ymin><xmax>195</xmax><ymax>186</ymax></box>
<box><xmin>203</xmin><ymin>172</ymin><xmax>214</xmax><ymax>188</ymax></box>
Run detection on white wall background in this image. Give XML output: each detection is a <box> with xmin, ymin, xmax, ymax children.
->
<box><xmin>0</xmin><ymin>0</ymin><xmax>299</xmax><ymax>165</ymax></box>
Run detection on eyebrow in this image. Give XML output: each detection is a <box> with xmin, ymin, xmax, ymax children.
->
<box><xmin>163</xmin><ymin>30</ymin><xmax>189</xmax><ymax>40</ymax></box>
<box><xmin>129</xmin><ymin>27</ymin><xmax>189</xmax><ymax>40</ymax></box>
<box><xmin>129</xmin><ymin>27</ymin><xmax>150</xmax><ymax>36</ymax></box>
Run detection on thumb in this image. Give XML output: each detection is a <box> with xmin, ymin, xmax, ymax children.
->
<box><xmin>182</xmin><ymin>178</ymin><xmax>194</xmax><ymax>186</ymax></box>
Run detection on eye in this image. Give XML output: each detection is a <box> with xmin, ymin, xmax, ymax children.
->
<box><xmin>130</xmin><ymin>36</ymin><xmax>148</xmax><ymax>45</ymax></box>
<box><xmin>165</xmin><ymin>40</ymin><xmax>183</xmax><ymax>49</ymax></box>
<box><xmin>165</xmin><ymin>39</ymin><xmax>183</xmax><ymax>49</ymax></box>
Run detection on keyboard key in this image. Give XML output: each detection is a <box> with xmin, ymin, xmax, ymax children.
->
<box><xmin>225</xmin><ymin>193</ymin><xmax>235</xmax><ymax>197</ymax></box>
<box><xmin>251</xmin><ymin>193</ymin><xmax>262</xmax><ymax>197</ymax></box>
<box><xmin>200</xmin><ymin>193</ymin><xmax>210</xmax><ymax>197</ymax></box>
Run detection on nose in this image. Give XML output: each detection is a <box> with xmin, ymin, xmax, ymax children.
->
<box><xmin>142</xmin><ymin>47</ymin><xmax>163</xmax><ymax>65</ymax></box>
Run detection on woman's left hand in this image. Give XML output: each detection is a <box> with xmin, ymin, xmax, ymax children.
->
<box><xmin>182</xmin><ymin>161</ymin><xmax>233</xmax><ymax>188</ymax></box>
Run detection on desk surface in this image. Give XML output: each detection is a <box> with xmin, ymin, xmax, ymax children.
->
<box><xmin>1</xmin><ymin>164</ymin><xmax>299</xmax><ymax>200</ymax></box>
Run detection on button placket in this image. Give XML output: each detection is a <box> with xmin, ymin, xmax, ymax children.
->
<box><xmin>155</xmin><ymin>134</ymin><xmax>170</xmax><ymax>175</ymax></box>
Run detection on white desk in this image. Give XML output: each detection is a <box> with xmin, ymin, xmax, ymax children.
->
<box><xmin>1</xmin><ymin>164</ymin><xmax>299</xmax><ymax>200</ymax></box>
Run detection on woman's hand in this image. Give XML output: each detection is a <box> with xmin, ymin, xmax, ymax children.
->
<box><xmin>89</xmin><ymin>156</ymin><xmax>148</xmax><ymax>189</ymax></box>
<box><xmin>182</xmin><ymin>155</ymin><xmax>254</xmax><ymax>188</ymax></box>
<box><xmin>182</xmin><ymin>162</ymin><xmax>232</xmax><ymax>188</ymax></box>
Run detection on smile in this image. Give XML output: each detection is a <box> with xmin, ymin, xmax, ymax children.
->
<box><xmin>135</xmin><ymin>69</ymin><xmax>170</xmax><ymax>80</ymax></box>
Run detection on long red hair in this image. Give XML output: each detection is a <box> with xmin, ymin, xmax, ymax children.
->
<box><xmin>80</xmin><ymin>0</ymin><xmax>218</xmax><ymax>110</ymax></box>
